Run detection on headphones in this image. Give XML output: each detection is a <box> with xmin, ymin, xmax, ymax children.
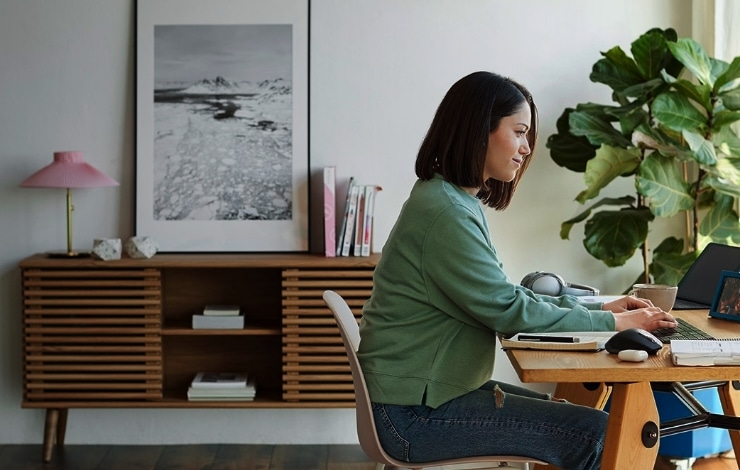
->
<box><xmin>520</xmin><ymin>271</ymin><xmax>599</xmax><ymax>297</ymax></box>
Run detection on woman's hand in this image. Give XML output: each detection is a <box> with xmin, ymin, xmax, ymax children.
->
<box><xmin>613</xmin><ymin>307</ymin><xmax>677</xmax><ymax>332</ymax></box>
<box><xmin>602</xmin><ymin>295</ymin><xmax>653</xmax><ymax>313</ymax></box>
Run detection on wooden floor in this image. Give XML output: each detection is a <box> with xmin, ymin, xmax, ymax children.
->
<box><xmin>0</xmin><ymin>444</ymin><xmax>737</xmax><ymax>470</ymax></box>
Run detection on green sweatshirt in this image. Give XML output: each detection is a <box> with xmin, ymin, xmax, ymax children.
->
<box><xmin>357</xmin><ymin>174</ymin><xmax>616</xmax><ymax>408</ymax></box>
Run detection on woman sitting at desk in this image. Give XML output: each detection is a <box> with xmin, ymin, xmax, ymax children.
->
<box><xmin>357</xmin><ymin>71</ymin><xmax>677</xmax><ymax>470</ymax></box>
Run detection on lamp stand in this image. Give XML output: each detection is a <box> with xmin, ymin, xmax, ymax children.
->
<box><xmin>47</xmin><ymin>188</ymin><xmax>90</xmax><ymax>258</ymax></box>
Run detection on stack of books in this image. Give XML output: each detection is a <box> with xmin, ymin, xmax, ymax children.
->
<box><xmin>192</xmin><ymin>304</ymin><xmax>244</xmax><ymax>329</ymax></box>
<box><xmin>187</xmin><ymin>372</ymin><xmax>257</xmax><ymax>401</ymax></box>
<box><xmin>332</xmin><ymin>175</ymin><xmax>382</xmax><ymax>257</ymax></box>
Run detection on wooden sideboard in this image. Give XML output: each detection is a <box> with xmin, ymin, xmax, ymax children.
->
<box><xmin>19</xmin><ymin>252</ymin><xmax>379</xmax><ymax>461</ymax></box>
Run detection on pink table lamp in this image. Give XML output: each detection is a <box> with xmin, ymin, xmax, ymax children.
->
<box><xmin>20</xmin><ymin>151</ymin><xmax>119</xmax><ymax>257</ymax></box>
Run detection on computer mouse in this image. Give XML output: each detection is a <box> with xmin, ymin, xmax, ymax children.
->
<box><xmin>605</xmin><ymin>328</ymin><xmax>663</xmax><ymax>355</ymax></box>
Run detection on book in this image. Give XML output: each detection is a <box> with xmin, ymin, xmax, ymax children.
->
<box><xmin>203</xmin><ymin>304</ymin><xmax>240</xmax><ymax>316</ymax></box>
<box><xmin>340</xmin><ymin>183</ymin><xmax>361</xmax><ymax>256</ymax></box>
<box><xmin>187</xmin><ymin>395</ymin><xmax>255</xmax><ymax>401</ymax></box>
<box><xmin>352</xmin><ymin>186</ymin><xmax>367</xmax><ymax>256</ymax></box>
<box><xmin>335</xmin><ymin>177</ymin><xmax>355</xmax><ymax>255</ymax></box>
<box><xmin>323</xmin><ymin>166</ymin><xmax>337</xmax><ymax>257</ymax></box>
<box><xmin>670</xmin><ymin>339</ymin><xmax>740</xmax><ymax>366</ymax></box>
<box><xmin>188</xmin><ymin>377</ymin><xmax>257</xmax><ymax>401</ymax></box>
<box><xmin>190</xmin><ymin>372</ymin><xmax>249</xmax><ymax>389</ymax></box>
<box><xmin>187</xmin><ymin>387</ymin><xmax>256</xmax><ymax>398</ymax></box>
<box><xmin>192</xmin><ymin>314</ymin><xmax>244</xmax><ymax>329</ymax></box>
<box><xmin>499</xmin><ymin>332</ymin><xmax>615</xmax><ymax>351</ymax></box>
<box><xmin>361</xmin><ymin>185</ymin><xmax>381</xmax><ymax>256</ymax></box>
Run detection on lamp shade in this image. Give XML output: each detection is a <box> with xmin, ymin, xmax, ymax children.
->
<box><xmin>20</xmin><ymin>151</ymin><xmax>119</xmax><ymax>188</ymax></box>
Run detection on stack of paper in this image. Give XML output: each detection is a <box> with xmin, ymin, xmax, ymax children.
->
<box><xmin>192</xmin><ymin>304</ymin><xmax>244</xmax><ymax>329</ymax></box>
<box><xmin>670</xmin><ymin>339</ymin><xmax>740</xmax><ymax>366</ymax></box>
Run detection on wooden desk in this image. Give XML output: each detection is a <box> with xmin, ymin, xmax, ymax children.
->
<box><xmin>504</xmin><ymin>310</ymin><xmax>740</xmax><ymax>470</ymax></box>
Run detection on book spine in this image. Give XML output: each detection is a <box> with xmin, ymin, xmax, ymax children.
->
<box><xmin>323</xmin><ymin>166</ymin><xmax>336</xmax><ymax>257</ymax></box>
<box><xmin>352</xmin><ymin>187</ymin><xmax>367</xmax><ymax>256</ymax></box>
<box><xmin>341</xmin><ymin>184</ymin><xmax>360</xmax><ymax>257</ymax></box>
<box><xmin>361</xmin><ymin>186</ymin><xmax>380</xmax><ymax>256</ymax></box>
<box><xmin>335</xmin><ymin>177</ymin><xmax>355</xmax><ymax>256</ymax></box>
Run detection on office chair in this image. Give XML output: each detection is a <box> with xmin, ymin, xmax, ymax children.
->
<box><xmin>323</xmin><ymin>290</ymin><xmax>546</xmax><ymax>470</ymax></box>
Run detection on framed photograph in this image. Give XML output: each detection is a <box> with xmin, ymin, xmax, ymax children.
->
<box><xmin>135</xmin><ymin>0</ymin><xmax>310</xmax><ymax>252</ymax></box>
<box><xmin>709</xmin><ymin>270</ymin><xmax>740</xmax><ymax>321</ymax></box>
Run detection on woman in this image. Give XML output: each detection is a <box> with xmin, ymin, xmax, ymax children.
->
<box><xmin>356</xmin><ymin>71</ymin><xmax>677</xmax><ymax>469</ymax></box>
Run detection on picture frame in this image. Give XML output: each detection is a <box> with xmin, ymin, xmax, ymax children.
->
<box><xmin>135</xmin><ymin>0</ymin><xmax>310</xmax><ymax>252</ymax></box>
<box><xmin>709</xmin><ymin>270</ymin><xmax>740</xmax><ymax>321</ymax></box>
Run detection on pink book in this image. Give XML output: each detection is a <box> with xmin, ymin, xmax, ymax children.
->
<box><xmin>323</xmin><ymin>167</ymin><xmax>336</xmax><ymax>257</ymax></box>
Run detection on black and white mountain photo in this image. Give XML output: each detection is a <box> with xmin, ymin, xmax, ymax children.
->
<box><xmin>153</xmin><ymin>24</ymin><xmax>293</xmax><ymax>221</ymax></box>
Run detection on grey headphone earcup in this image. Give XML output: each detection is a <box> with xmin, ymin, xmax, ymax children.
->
<box><xmin>520</xmin><ymin>272</ymin><xmax>538</xmax><ymax>289</ymax></box>
<box><xmin>530</xmin><ymin>274</ymin><xmax>564</xmax><ymax>296</ymax></box>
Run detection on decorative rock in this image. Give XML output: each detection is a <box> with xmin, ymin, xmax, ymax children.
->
<box><xmin>125</xmin><ymin>236</ymin><xmax>158</xmax><ymax>259</ymax></box>
<box><xmin>91</xmin><ymin>238</ymin><xmax>122</xmax><ymax>261</ymax></box>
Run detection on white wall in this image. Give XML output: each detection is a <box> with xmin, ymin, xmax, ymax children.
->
<box><xmin>0</xmin><ymin>0</ymin><xmax>692</xmax><ymax>445</ymax></box>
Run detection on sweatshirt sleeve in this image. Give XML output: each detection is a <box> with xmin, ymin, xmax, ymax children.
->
<box><xmin>421</xmin><ymin>204</ymin><xmax>615</xmax><ymax>336</ymax></box>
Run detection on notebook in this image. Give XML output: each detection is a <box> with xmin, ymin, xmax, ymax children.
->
<box><xmin>672</xmin><ymin>243</ymin><xmax>740</xmax><ymax>310</ymax></box>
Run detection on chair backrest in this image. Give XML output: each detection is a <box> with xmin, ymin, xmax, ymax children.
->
<box><xmin>322</xmin><ymin>290</ymin><xmax>393</xmax><ymax>465</ymax></box>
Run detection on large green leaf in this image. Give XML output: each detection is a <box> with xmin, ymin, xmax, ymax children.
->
<box><xmin>621</xmin><ymin>78</ymin><xmax>667</xmax><ymax>99</ymax></box>
<box><xmin>682</xmin><ymin>130</ymin><xmax>717</xmax><ymax>165</ymax></box>
<box><xmin>632</xmin><ymin>125</ymin><xmax>691</xmax><ymax>159</ymax></box>
<box><xmin>546</xmin><ymin>109</ymin><xmax>597</xmax><ymax>172</ymax></box>
<box><xmin>652</xmin><ymin>92</ymin><xmax>707</xmax><ymax>132</ymax></box>
<box><xmin>715</xmin><ymin>56</ymin><xmax>740</xmax><ymax>91</ymax></box>
<box><xmin>575</xmin><ymin>146</ymin><xmax>641</xmax><ymax>203</ymax></box>
<box><xmin>635</xmin><ymin>154</ymin><xmax>693</xmax><ymax>217</ymax></box>
<box><xmin>721</xmin><ymin>89</ymin><xmax>740</xmax><ymax>111</ymax></box>
<box><xmin>590</xmin><ymin>47</ymin><xmax>643</xmax><ymax>91</ymax></box>
<box><xmin>717</xmin><ymin>126</ymin><xmax>740</xmax><ymax>158</ymax></box>
<box><xmin>699</xmin><ymin>194</ymin><xmax>740</xmax><ymax>243</ymax></box>
<box><xmin>559</xmin><ymin>196</ymin><xmax>636</xmax><ymax>239</ymax></box>
<box><xmin>668</xmin><ymin>38</ymin><xmax>713</xmax><ymax>86</ymax></box>
<box><xmin>569</xmin><ymin>111</ymin><xmax>633</xmax><ymax>148</ymax></box>
<box><xmin>631</xmin><ymin>28</ymin><xmax>673</xmax><ymax>79</ymax></box>
<box><xmin>661</xmin><ymin>74</ymin><xmax>712</xmax><ymax>111</ymax></box>
<box><xmin>713</xmin><ymin>110</ymin><xmax>740</xmax><ymax>130</ymax></box>
<box><xmin>583</xmin><ymin>208</ymin><xmax>654</xmax><ymax>267</ymax></box>
<box><xmin>631</xmin><ymin>238</ymin><xmax>689</xmax><ymax>288</ymax></box>
<box><xmin>650</xmin><ymin>240</ymin><xmax>698</xmax><ymax>286</ymax></box>
<box><xmin>703</xmin><ymin>156</ymin><xmax>740</xmax><ymax>198</ymax></box>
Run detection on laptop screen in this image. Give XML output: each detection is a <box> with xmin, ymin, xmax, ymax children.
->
<box><xmin>677</xmin><ymin>243</ymin><xmax>740</xmax><ymax>306</ymax></box>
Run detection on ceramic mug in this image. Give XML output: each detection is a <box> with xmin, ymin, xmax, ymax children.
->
<box><xmin>630</xmin><ymin>283</ymin><xmax>678</xmax><ymax>312</ymax></box>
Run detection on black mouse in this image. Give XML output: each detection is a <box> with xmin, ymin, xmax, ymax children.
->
<box><xmin>605</xmin><ymin>328</ymin><xmax>663</xmax><ymax>355</ymax></box>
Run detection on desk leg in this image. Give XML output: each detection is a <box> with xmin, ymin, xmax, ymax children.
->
<box><xmin>601</xmin><ymin>382</ymin><xmax>659</xmax><ymax>470</ymax></box>
<box><xmin>532</xmin><ymin>383</ymin><xmax>613</xmax><ymax>470</ymax></box>
<box><xmin>718</xmin><ymin>381</ymin><xmax>740</xmax><ymax>468</ymax></box>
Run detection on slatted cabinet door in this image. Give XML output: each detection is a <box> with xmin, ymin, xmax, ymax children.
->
<box><xmin>281</xmin><ymin>267</ymin><xmax>374</xmax><ymax>404</ymax></box>
<box><xmin>22</xmin><ymin>267</ymin><xmax>163</xmax><ymax>404</ymax></box>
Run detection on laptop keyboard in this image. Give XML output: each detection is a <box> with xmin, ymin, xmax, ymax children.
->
<box><xmin>652</xmin><ymin>317</ymin><xmax>715</xmax><ymax>344</ymax></box>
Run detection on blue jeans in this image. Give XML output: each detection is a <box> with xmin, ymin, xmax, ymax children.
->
<box><xmin>372</xmin><ymin>380</ymin><xmax>606</xmax><ymax>470</ymax></box>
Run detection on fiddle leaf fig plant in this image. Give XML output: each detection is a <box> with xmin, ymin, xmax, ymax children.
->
<box><xmin>547</xmin><ymin>27</ymin><xmax>740</xmax><ymax>287</ymax></box>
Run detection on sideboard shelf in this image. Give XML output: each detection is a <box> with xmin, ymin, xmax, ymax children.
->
<box><xmin>19</xmin><ymin>252</ymin><xmax>379</xmax><ymax>461</ymax></box>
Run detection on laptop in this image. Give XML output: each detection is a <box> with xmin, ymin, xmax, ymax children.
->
<box><xmin>672</xmin><ymin>243</ymin><xmax>740</xmax><ymax>310</ymax></box>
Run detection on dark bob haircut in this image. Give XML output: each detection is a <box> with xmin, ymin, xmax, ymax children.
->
<box><xmin>415</xmin><ymin>71</ymin><xmax>538</xmax><ymax>210</ymax></box>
